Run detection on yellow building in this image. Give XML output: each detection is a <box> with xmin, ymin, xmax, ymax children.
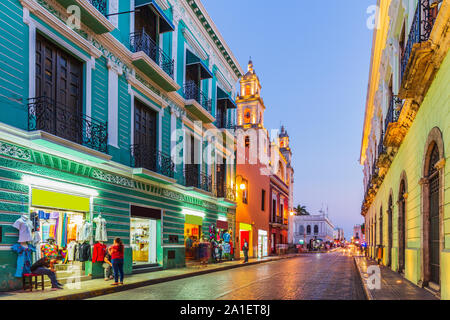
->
<box><xmin>360</xmin><ymin>0</ymin><xmax>449</xmax><ymax>299</ymax></box>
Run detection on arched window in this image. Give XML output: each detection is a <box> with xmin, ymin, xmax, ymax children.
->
<box><xmin>398</xmin><ymin>175</ymin><xmax>407</xmax><ymax>273</ymax></box>
<box><xmin>387</xmin><ymin>194</ymin><xmax>393</xmax><ymax>267</ymax></box>
<box><xmin>314</xmin><ymin>225</ymin><xmax>319</xmax><ymax>235</ymax></box>
<box><xmin>306</xmin><ymin>225</ymin><xmax>311</xmax><ymax>235</ymax></box>
<box><xmin>244</xmin><ymin>108</ymin><xmax>251</xmax><ymax>124</ymax></box>
<box><xmin>245</xmin><ymin>85</ymin><xmax>251</xmax><ymax>96</ymax></box>
<box><xmin>426</xmin><ymin>143</ymin><xmax>441</xmax><ymax>285</ymax></box>
<box><xmin>379</xmin><ymin>206</ymin><xmax>383</xmax><ymax>248</ymax></box>
<box><xmin>299</xmin><ymin>225</ymin><xmax>305</xmax><ymax>234</ymax></box>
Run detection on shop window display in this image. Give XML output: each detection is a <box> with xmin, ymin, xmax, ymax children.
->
<box><xmin>184</xmin><ymin>222</ymin><xmax>233</xmax><ymax>264</ymax></box>
<box><xmin>31</xmin><ymin>208</ymin><xmax>94</xmax><ymax>265</ymax></box>
<box><xmin>131</xmin><ymin>217</ymin><xmax>157</xmax><ymax>265</ymax></box>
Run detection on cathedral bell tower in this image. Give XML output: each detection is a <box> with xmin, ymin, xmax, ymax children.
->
<box><xmin>236</xmin><ymin>60</ymin><xmax>265</xmax><ymax>128</ymax></box>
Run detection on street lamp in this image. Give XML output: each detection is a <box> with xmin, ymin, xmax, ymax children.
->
<box><xmin>236</xmin><ymin>175</ymin><xmax>246</xmax><ymax>190</ymax></box>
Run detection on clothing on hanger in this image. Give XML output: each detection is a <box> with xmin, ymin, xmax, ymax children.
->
<box><xmin>12</xmin><ymin>215</ymin><xmax>33</xmax><ymax>242</ymax></box>
<box><xmin>67</xmin><ymin>241</ymin><xmax>77</xmax><ymax>261</ymax></box>
<box><xmin>92</xmin><ymin>242</ymin><xmax>106</xmax><ymax>262</ymax></box>
<box><xmin>78</xmin><ymin>221</ymin><xmax>93</xmax><ymax>242</ymax></box>
<box><xmin>93</xmin><ymin>215</ymin><xmax>108</xmax><ymax>242</ymax></box>
<box><xmin>78</xmin><ymin>242</ymin><xmax>92</xmax><ymax>262</ymax></box>
<box><xmin>11</xmin><ymin>243</ymin><xmax>35</xmax><ymax>277</ymax></box>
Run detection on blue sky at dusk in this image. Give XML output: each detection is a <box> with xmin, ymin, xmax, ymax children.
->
<box><xmin>203</xmin><ymin>0</ymin><xmax>377</xmax><ymax>239</ymax></box>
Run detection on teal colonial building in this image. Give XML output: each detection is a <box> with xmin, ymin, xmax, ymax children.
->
<box><xmin>0</xmin><ymin>0</ymin><xmax>242</xmax><ymax>291</ymax></box>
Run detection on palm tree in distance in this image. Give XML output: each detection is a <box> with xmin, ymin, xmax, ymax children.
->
<box><xmin>294</xmin><ymin>205</ymin><xmax>310</xmax><ymax>216</ymax></box>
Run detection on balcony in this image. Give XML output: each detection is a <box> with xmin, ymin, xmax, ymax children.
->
<box><xmin>214</xmin><ymin>184</ymin><xmax>236</xmax><ymax>202</ymax></box>
<box><xmin>129</xmin><ymin>30</ymin><xmax>178</xmax><ymax>92</ymax></box>
<box><xmin>399</xmin><ymin>0</ymin><xmax>441</xmax><ymax>99</ymax></box>
<box><xmin>53</xmin><ymin>0</ymin><xmax>115</xmax><ymax>34</ymax></box>
<box><xmin>130</xmin><ymin>144</ymin><xmax>175</xmax><ymax>181</ymax></box>
<box><xmin>27</xmin><ymin>96</ymin><xmax>109</xmax><ymax>162</ymax></box>
<box><xmin>183</xmin><ymin>165</ymin><xmax>212</xmax><ymax>193</ymax></box>
<box><xmin>183</xmin><ymin>82</ymin><xmax>215</xmax><ymax>123</ymax></box>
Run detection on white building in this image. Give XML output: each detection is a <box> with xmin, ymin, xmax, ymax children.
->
<box><xmin>289</xmin><ymin>214</ymin><xmax>335</xmax><ymax>245</ymax></box>
<box><xmin>333</xmin><ymin>228</ymin><xmax>345</xmax><ymax>241</ymax></box>
<box><xmin>353</xmin><ymin>224</ymin><xmax>365</xmax><ymax>242</ymax></box>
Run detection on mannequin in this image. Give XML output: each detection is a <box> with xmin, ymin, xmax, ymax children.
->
<box><xmin>12</xmin><ymin>215</ymin><xmax>33</xmax><ymax>243</ymax></box>
<box><xmin>41</xmin><ymin>237</ymin><xmax>59</xmax><ymax>259</ymax></box>
<box><xmin>93</xmin><ymin>213</ymin><xmax>107</xmax><ymax>242</ymax></box>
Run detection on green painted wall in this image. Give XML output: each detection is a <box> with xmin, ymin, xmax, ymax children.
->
<box><xmin>0</xmin><ymin>0</ymin><xmax>28</xmax><ymax>130</ymax></box>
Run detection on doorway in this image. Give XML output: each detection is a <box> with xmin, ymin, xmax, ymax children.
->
<box><xmin>35</xmin><ymin>33</ymin><xmax>83</xmax><ymax>143</ymax></box>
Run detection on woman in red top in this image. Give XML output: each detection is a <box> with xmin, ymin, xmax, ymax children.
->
<box><xmin>109</xmin><ymin>238</ymin><xmax>124</xmax><ymax>285</ymax></box>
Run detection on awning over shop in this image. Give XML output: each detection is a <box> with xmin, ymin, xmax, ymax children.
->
<box><xmin>217</xmin><ymin>86</ymin><xmax>237</xmax><ymax>109</ymax></box>
<box><xmin>185</xmin><ymin>214</ymin><xmax>203</xmax><ymax>226</ymax></box>
<box><xmin>216</xmin><ymin>220</ymin><xmax>228</xmax><ymax>230</ymax></box>
<box><xmin>135</xmin><ymin>0</ymin><xmax>175</xmax><ymax>33</ymax></box>
<box><xmin>239</xmin><ymin>223</ymin><xmax>252</xmax><ymax>231</ymax></box>
<box><xmin>186</xmin><ymin>50</ymin><xmax>213</xmax><ymax>80</ymax></box>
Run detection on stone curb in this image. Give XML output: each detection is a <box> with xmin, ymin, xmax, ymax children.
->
<box><xmin>49</xmin><ymin>254</ymin><xmax>303</xmax><ymax>300</ymax></box>
<box><xmin>353</xmin><ymin>256</ymin><xmax>372</xmax><ymax>300</ymax></box>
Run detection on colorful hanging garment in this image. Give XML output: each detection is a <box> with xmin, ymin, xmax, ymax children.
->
<box><xmin>41</xmin><ymin>243</ymin><xmax>58</xmax><ymax>259</ymax></box>
<box><xmin>11</xmin><ymin>244</ymin><xmax>35</xmax><ymax>277</ymax></box>
<box><xmin>60</xmin><ymin>213</ymin><xmax>68</xmax><ymax>248</ymax></box>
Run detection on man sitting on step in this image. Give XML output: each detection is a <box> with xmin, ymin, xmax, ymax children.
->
<box><xmin>30</xmin><ymin>256</ymin><xmax>63</xmax><ymax>290</ymax></box>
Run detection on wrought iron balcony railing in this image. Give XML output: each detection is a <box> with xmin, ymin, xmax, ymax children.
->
<box><xmin>89</xmin><ymin>0</ymin><xmax>107</xmax><ymax>16</ymax></box>
<box><xmin>215</xmin><ymin>114</ymin><xmax>235</xmax><ymax>130</ymax></box>
<box><xmin>130</xmin><ymin>29</ymin><xmax>175</xmax><ymax>78</ymax></box>
<box><xmin>183</xmin><ymin>82</ymin><xmax>212</xmax><ymax>113</ymax></box>
<box><xmin>271</xmin><ymin>216</ymin><xmax>284</xmax><ymax>224</ymax></box>
<box><xmin>401</xmin><ymin>0</ymin><xmax>440</xmax><ymax>81</ymax></box>
<box><xmin>130</xmin><ymin>144</ymin><xmax>174</xmax><ymax>178</ymax></box>
<box><xmin>214</xmin><ymin>184</ymin><xmax>236</xmax><ymax>201</ymax></box>
<box><xmin>28</xmin><ymin>96</ymin><xmax>108</xmax><ymax>153</ymax></box>
<box><xmin>378</xmin><ymin>131</ymin><xmax>386</xmax><ymax>158</ymax></box>
<box><xmin>384</xmin><ymin>95</ymin><xmax>403</xmax><ymax>131</ymax></box>
<box><xmin>184</xmin><ymin>165</ymin><xmax>212</xmax><ymax>192</ymax></box>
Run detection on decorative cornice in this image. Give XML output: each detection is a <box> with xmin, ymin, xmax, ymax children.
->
<box><xmin>91</xmin><ymin>169</ymin><xmax>134</xmax><ymax>188</ymax></box>
<box><xmin>182</xmin><ymin>0</ymin><xmax>243</xmax><ymax>78</ymax></box>
<box><xmin>182</xmin><ymin>27</ymin><xmax>208</xmax><ymax>60</ymax></box>
<box><xmin>0</xmin><ymin>142</ymin><xmax>32</xmax><ymax>162</ymax></box>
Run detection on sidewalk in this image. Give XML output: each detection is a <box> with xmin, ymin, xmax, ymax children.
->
<box><xmin>354</xmin><ymin>255</ymin><xmax>438</xmax><ymax>300</ymax></box>
<box><xmin>0</xmin><ymin>253</ymin><xmax>302</xmax><ymax>300</ymax></box>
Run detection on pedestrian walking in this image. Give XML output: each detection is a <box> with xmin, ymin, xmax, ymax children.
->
<box><xmin>242</xmin><ymin>239</ymin><xmax>249</xmax><ymax>263</ymax></box>
<box><xmin>109</xmin><ymin>238</ymin><xmax>124</xmax><ymax>285</ymax></box>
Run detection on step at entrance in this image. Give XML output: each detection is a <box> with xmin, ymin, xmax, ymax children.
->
<box><xmin>132</xmin><ymin>263</ymin><xmax>162</xmax><ymax>274</ymax></box>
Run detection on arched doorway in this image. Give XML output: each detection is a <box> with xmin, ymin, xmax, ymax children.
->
<box><xmin>379</xmin><ymin>206</ymin><xmax>383</xmax><ymax>263</ymax></box>
<box><xmin>398</xmin><ymin>175</ymin><xmax>407</xmax><ymax>274</ymax></box>
<box><xmin>428</xmin><ymin>144</ymin><xmax>440</xmax><ymax>285</ymax></box>
<box><xmin>421</xmin><ymin>127</ymin><xmax>445</xmax><ymax>290</ymax></box>
<box><xmin>387</xmin><ymin>194</ymin><xmax>393</xmax><ymax>268</ymax></box>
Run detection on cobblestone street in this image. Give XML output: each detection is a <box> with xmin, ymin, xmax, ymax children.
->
<box><xmin>90</xmin><ymin>251</ymin><xmax>366</xmax><ymax>300</ymax></box>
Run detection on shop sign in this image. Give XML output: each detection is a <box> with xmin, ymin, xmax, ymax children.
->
<box><xmin>31</xmin><ymin>189</ymin><xmax>90</xmax><ymax>212</ymax></box>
